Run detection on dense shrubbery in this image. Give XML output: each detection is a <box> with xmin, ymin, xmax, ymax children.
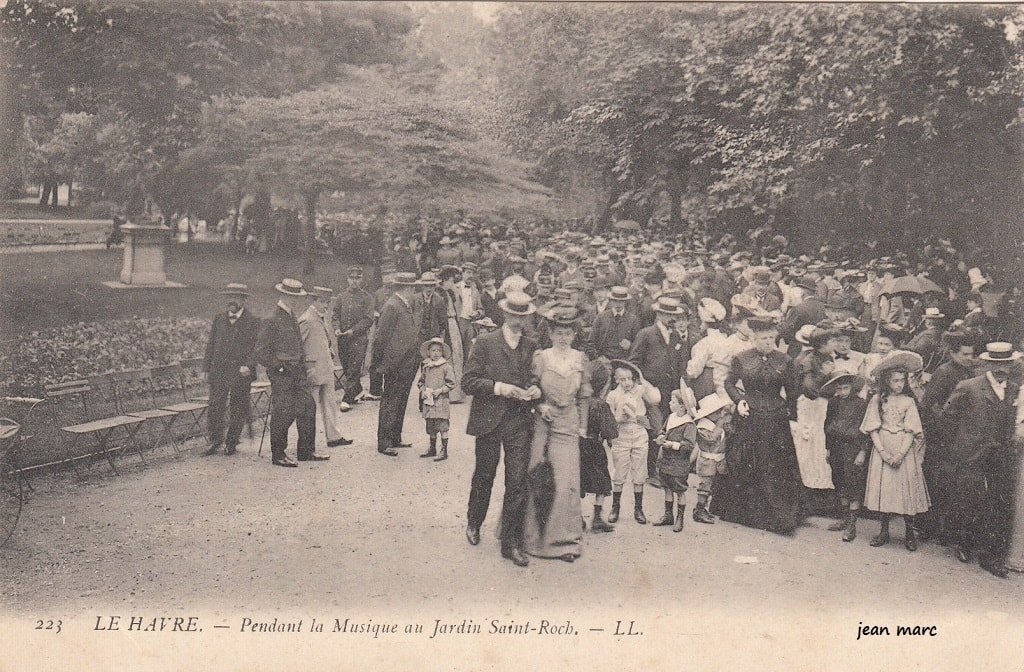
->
<box><xmin>1</xmin><ymin>317</ymin><xmax>210</xmax><ymax>396</ymax></box>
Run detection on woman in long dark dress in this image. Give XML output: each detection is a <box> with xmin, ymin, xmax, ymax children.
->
<box><xmin>710</xmin><ymin>317</ymin><xmax>806</xmax><ymax>534</ymax></box>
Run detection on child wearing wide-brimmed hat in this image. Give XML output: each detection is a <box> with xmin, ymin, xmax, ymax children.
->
<box><xmin>417</xmin><ymin>337</ymin><xmax>456</xmax><ymax>461</ymax></box>
<box><xmin>822</xmin><ymin>372</ymin><xmax>871</xmax><ymax>541</ymax></box>
<box><xmin>605</xmin><ymin>359</ymin><xmax>662</xmax><ymax>524</ymax></box>
<box><xmin>652</xmin><ymin>389</ymin><xmax>697</xmax><ymax>532</ymax></box>
<box><xmin>692</xmin><ymin>392</ymin><xmax>731</xmax><ymax>524</ymax></box>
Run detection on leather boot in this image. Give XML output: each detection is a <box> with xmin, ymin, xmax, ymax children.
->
<box><xmin>652</xmin><ymin>500</ymin><xmax>674</xmax><ymax>526</ymax></box>
<box><xmin>434</xmin><ymin>439</ymin><xmax>448</xmax><ymax>462</ymax></box>
<box><xmin>420</xmin><ymin>436</ymin><xmax>437</xmax><ymax>458</ymax></box>
<box><xmin>693</xmin><ymin>500</ymin><xmax>715</xmax><ymax>524</ymax></box>
<box><xmin>904</xmin><ymin>516</ymin><xmax>917</xmax><ymax>552</ymax></box>
<box><xmin>870</xmin><ymin>517</ymin><xmax>890</xmax><ymax>547</ymax></box>
<box><xmin>633</xmin><ymin>491</ymin><xmax>647</xmax><ymax>525</ymax></box>
<box><xmin>842</xmin><ymin>510</ymin><xmax>858</xmax><ymax>542</ymax></box>
<box><xmin>608</xmin><ymin>491</ymin><xmax>621</xmax><ymax>523</ymax></box>
<box><xmin>673</xmin><ymin>504</ymin><xmax>686</xmax><ymax>532</ymax></box>
<box><xmin>591</xmin><ymin>504</ymin><xmax>614</xmax><ymax>533</ymax></box>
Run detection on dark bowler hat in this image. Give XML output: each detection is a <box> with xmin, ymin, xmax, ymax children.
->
<box><xmin>347</xmin><ymin>266</ymin><xmax>364</xmax><ymax>278</ymax></box>
<box><xmin>794</xmin><ymin>276</ymin><xmax>818</xmax><ymax>292</ymax></box>
<box><xmin>220</xmin><ymin>282</ymin><xmax>251</xmax><ymax>297</ymax></box>
<box><xmin>747</xmin><ymin>315</ymin><xmax>778</xmax><ymax>333</ymax></box>
<box><xmin>498</xmin><ymin>290</ymin><xmax>536</xmax><ymax>316</ymax></box>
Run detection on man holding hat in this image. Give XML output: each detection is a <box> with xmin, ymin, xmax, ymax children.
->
<box><xmin>300</xmin><ymin>286</ymin><xmax>350</xmax><ymax>452</ymax></box>
<box><xmin>371</xmin><ymin>272</ymin><xmax>424</xmax><ymax>457</ymax></box>
<box><xmin>255</xmin><ymin>278</ymin><xmax>321</xmax><ymax>467</ymax></box>
<box><xmin>779</xmin><ymin>275</ymin><xmax>828</xmax><ymax>357</ymax></box>
<box><xmin>939</xmin><ymin>342</ymin><xmax>1022</xmax><ymax>577</ymax></box>
<box><xmin>333</xmin><ymin>266</ymin><xmax>375</xmax><ymax>405</ymax></box>
<box><xmin>463</xmin><ymin>290</ymin><xmax>542</xmax><ymax>568</ymax></box>
<box><xmin>202</xmin><ymin>283</ymin><xmax>259</xmax><ymax>456</ymax></box>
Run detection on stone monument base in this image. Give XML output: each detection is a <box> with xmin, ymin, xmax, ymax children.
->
<box><xmin>101</xmin><ymin>280</ymin><xmax>187</xmax><ymax>290</ymax></box>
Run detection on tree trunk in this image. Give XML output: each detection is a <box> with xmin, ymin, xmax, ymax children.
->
<box><xmin>230</xmin><ymin>186</ymin><xmax>243</xmax><ymax>243</ymax></box>
<box><xmin>303</xmin><ymin>188</ymin><xmax>320</xmax><ymax>277</ymax></box>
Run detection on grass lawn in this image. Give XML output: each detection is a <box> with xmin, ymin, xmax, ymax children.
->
<box><xmin>1</xmin><ymin>242</ymin><xmax>372</xmax><ymax>334</ymax></box>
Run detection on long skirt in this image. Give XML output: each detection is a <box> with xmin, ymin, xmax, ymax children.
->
<box><xmin>524</xmin><ymin>418</ymin><xmax>583</xmax><ymax>559</ymax></box>
<box><xmin>863</xmin><ymin>431</ymin><xmax>930</xmax><ymax>515</ymax></box>
<box><xmin>710</xmin><ymin>412</ymin><xmax>805</xmax><ymax>535</ymax></box>
<box><xmin>445</xmin><ymin>315</ymin><xmax>465</xmax><ymax>403</ymax></box>
<box><xmin>579</xmin><ymin>437</ymin><xmax>612</xmax><ymax>496</ymax></box>
<box><xmin>790</xmin><ymin>396</ymin><xmax>834</xmax><ymax>489</ymax></box>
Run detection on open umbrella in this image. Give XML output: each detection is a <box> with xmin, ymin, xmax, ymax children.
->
<box><xmin>614</xmin><ymin>219</ymin><xmax>642</xmax><ymax>231</ymax></box>
<box><xmin>527</xmin><ymin>442</ymin><xmax>556</xmax><ymax>538</ymax></box>
<box><xmin>880</xmin><ymin>275</ymin><xmax>943</xmax><ymax>296</ymax></box>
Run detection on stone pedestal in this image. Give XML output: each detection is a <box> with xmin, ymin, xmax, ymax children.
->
<box><xmin>119</xmin><ymin>224</ymin><xmax>171</xmax><ymax>285</ymax></box>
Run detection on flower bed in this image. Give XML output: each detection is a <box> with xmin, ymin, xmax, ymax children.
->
<box><xmin>1</xmin><ymin>317</ymin><xmax>211</xmax><ymax>396</ymax></box>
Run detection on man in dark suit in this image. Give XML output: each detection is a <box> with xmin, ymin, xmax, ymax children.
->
<box><xmin>370</xmin><ymin>272</ymin><xmax>423</xmax><ymax>457</ymax></box>
<box><xmin>905</xmin><ymin>308</ymin><xmax>946</xmax><ymax>373</ymax></box>
<box><xmin>333</xmin><ymin>266</ymin><xmax>375</xmax><ymax>405</ymax></box>
<box><xmin>940</xmin><ymin>342</ymin><xmax>1021</xmax><ymax>577</ymax></box>
<box><xmin>255</xmin><ymin>278</ymin><xmax>324</xmax><ymax>467</ymax></box>
<box><xmin>415</xmin><ymin>272</ymin><xmax>448</xmax><ymax>341</ymax></box>
<box><xmin>463</xmin><ymin>291</ymin><xmax>541</xmax><ymax>568</ymax></box>
<box><xmin>477</xmin><ymin>267</ymin><xmax>503</xmax><ymax>327</ymax></box>
<box><xmin>591</xmin><ymin>286</ymin><xmax>641</xmax><ymax>360</ymax></box>
<box><xmin>779</xmin><ymin>276</ymin><xmax>828</xmax><ymax>357</ymax></box>
<box><xmin>202</xmin><ymin>283</ymin><xmax>259</xmax><ymax>456</ymax></box>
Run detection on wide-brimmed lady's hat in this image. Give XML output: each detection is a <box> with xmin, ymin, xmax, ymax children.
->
<box><xmin>544</xmin><ymin>305</ymin><xmax>580</xmax><ymax>327</ymax></box>
<box><xmin>697</xmin><ymin>297</ymin><xmax>726</xmax><ymax>324</ymax></box>
<box><xmin>694</xmin><ymin>392</ymin><xmax>730</xmax><ymax>420</ymax></box>
<box><xmin>221</xmin><ymin>282</ymin><xmax>251</xmax><ymax>297</ymax></box>
<box><xmin>978</xmin><ymin>342</ymin><xmax>1023</xmax><ymax>362</ymax></box>
<box><xmin>871</xmin><ymin>350</ymin><xmax>924</xmax><ymax>379</ymax></box>
<box><xmin>498</xmin><ymin>290</ymin><xmax>536</xmax><ymax>316</ymax></box>
<box><xmin>608</xmin><ymin>359</ymin><xmax>644</xmax><ymax>383</ymax></box>
<box><xmin>877</xmin><ymin>322</ymin><xmax>906</xmax><ymax>342</ymax></box>
<box><xmin>652</xmin><ymin>296</ymin><xmax>686</xmax><ymax>315</ymax></box>
<box><xmin>820</xmin><ymin>372</ymin><xmax>865</xmax><ymax>397</ymax></box>
<box><xmin>417</xmin><ymin>272</ymin><xmax>440</xmax><ymax>286</ymax></box>
<box><xmin>420</xmin><ymin>337</ymin><xmax>452</xmax><ymax>360</ymax></box>
<box><xmin>275</xmin><ymin>278</ymin><xmax>308</xmax><ymax>297</ymax></box>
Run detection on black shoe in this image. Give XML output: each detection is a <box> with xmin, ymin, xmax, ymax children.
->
<box><xmin>693</xmin><ymin>503</ymin><xmax>715</xmax><ymax>524</ymax></box>
<box><xmin>955</xmin><ymin>547</ymin><xmax>972</xmax><ymax>563</ymax></box>
<box><xmin>673</xmin><ymin>505</ymin><xmax>686</xmax><ymax>533</ymax></box>
<box><xmin>225</xmin><ymin>445</ymin><xmax>237</xmax><ymax>456</ymax></box>
<box><xmin>869</xmin><ymin>532</ymin><xmax>890</xmax><ymax>547</ymax></box>
<box><xmin>395</xmin><ymin>441</ymin><xmax>412</xmax><ymax>448</ymax></box>
<box><xmin>272</xmin><ymin>458</ymin><xmax>298</xmax><ymax>468</ymax></box>
<box><xmin>981</xmin><ymin>560</ymin><xmax>1009</xmax><ymax>579</ymax></box>
<box><xmin>608</xmin><ymin>505</ymin><xmax>620</xmax><ymax>524</ymax></box>
<box><xmin>634</xmin><ymin>506</ymin><xmax>647</xmax><ymax>525</ymax></box>
<box><xmin>652</xmin><ymin>511</ymin><xmax>674</xmax><ymax>526</ymax></box>
<box><xmin>466</xmin><ymin>526</ymin><xmax>480</xmax><ymax>546</ymax></box>
<box><xmin>378</xmin><ymin>447</ymin><xmax>399</xmax><ymax>457</ymax></box>
<box><xmin>501</xmin><ymin>548</ymin><xmax>530</xmax><ymax>567</ymax></box>
<box><xmin>327</xmin><ymin>438</ymin><xmax>353</xmax><ymax>447</ymax></box>
<box><xmin>298</xmin><ymin>453</ymin><xmax>330</xmax><ymax>462</ymax></box>
<box><xmin>591</xmin><ymin>516</ymin><xmax>614</xmax><ymax>533</ymax></box>
<box><xmin>420</xmin><ymin>448</ymin><xmax>437</xmax><ymax>458</ymax></box>
<box><xmin>559</xmin><ymin>553</ymin><xmax>577</xmax><ymax>563</ymax></box>
<box><xmin>434</xmin><ymin>448</ymin><xmax>448</xmax><ymax>462</ymax></box>
<box><xmin>202</xmin><ymin>444</ymin><xmax>221</xmax><ymax>456</ymax></box>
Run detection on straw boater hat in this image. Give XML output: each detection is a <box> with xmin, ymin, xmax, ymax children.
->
<box><xmin>922</xmin><ymin>307</ymin><xmax>946</xmax><ymax>320</ymax></box>
<box><xmin>473</xmin><ymin>317</ymin><xmax>497</xmax><ymax>330</ymax></box>
<box><xmin>417</xmin><ymin>271</ymin><xmax>440</xmax><ymax>286</ymax></box>
<box><xmin>220</xmin><ymin>282</ymin><xmax>251</xmax><ymax>297</ymax></box>
<box><xmin>347</xmin><ymin>266</ymin><xmax>364</xmax><ymax>278</ymax></box>
<box><xmin>820</xmin><ymin>372</ymin><xmax>865</xmax><ymax>397</ymax></box>
<box><xmin>390</xmin><ymin>272</ymin><xmax>420</xmax><ymax>286</ymax></box>
<box><xmin>978</xmin><ymin>342</ymin><xmax>1023</xmax><ymax>363</ymax></box>
<box><xmin>609</xmin><ymin>286</ymin><xmax>631</xmax><ymax>302</ymax></box>
<box><xmin>275</xmin><ymin>278</ymin><xmax>308</xmax><ymax>297</ymax></box>
<box><xmin>694</xmin><ymin>392</ymin><xmax>730</xmax><ymax>420</ymax></box>
<box><xmin>420</xmin><ymin>337</ymin><xmax>452</xmax><ymax>360</ymax></box>
<box><xmin>498</xmin><ymin>290</ymin><xmax>536</xmax><ymax>316</ymax></box>
<box><xmin>871</xmin><ymin>350</ymin><xmax>924</xmax><ymax>379</ymax></box>
<box><xmin>837</xmin><ymin>317</ymin><xmax>869</xmax><ymax>334</ymax></box>
<box><xmin>652</xmin><ymin>296</ymin><xmax>686</xmax><ymax>315</ymax></box>
<box><xmin>608</xmin><ymin>359</ymin><xmax>644</xmax><ymax>383</ymax></box>
<box><xmin>439</xmin><ymin>236</ymin><xmax>455</xmax><ymax>245</ymax></box>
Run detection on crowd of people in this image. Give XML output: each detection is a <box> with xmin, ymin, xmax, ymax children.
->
<box><xmin>200</xmin><ymin>218</ymin><xmax>1024</xmax><ymax>576</ymax></box>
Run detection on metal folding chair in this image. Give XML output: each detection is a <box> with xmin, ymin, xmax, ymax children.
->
<box><xmin>112</xmin><ymin>369</ymin><xmax>180</xmax><ymax>458</ymax></box>
<box><xmin>161</xmin><ymin>359</ymin><xmax>209</xmax><ymax>441</ymax></box>
<box><xmin>47</xmin><ymin>380</ymin><xmax>144</xmax><ymax>477</ymax></box>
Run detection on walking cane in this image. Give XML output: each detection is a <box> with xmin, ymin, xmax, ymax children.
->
<box><xmin>258</xmin><ymin>409</ymin><xmax>269</xmax><ymax>457</ymax></box>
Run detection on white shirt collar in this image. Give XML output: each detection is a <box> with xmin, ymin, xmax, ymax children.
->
<box><xmin>228</xmin><ymin>307</ymin><xmax>244</xmax><ymax>321</ymax></box>
<box><xmin>277</xmin><ymin>300</ymin><xmax>292</xmax><ymax>316</ymax></box>
<box><xmin>501</xmin><ymin>324</ymin><xmax>521</xmax><ymax>350</ymax></box>
<box><xmin>986</xmin><ymin>371</ymin><xmax>1006</xmax><ymax>401</ymax></box>
<box><xmin>655</xmin><ymin>320</ymin><xmax>671</xmax><ymax>345</ymax></box>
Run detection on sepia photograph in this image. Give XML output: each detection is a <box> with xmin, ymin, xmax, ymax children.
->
<box><xmin>1</xmin><ymin>1</ymin><xmax>1023</xmax><ymax>670</ymax></box>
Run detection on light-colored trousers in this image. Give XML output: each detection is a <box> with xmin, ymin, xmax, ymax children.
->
<box><xmin>610</xmin><ymin>422</ymin><xmax>649</xmax><ymax>488</ymax></box>
<box><xmin>310</xmin><ymin>383</ymin><xmax>345</xmax><ymax>443</ymax></box>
